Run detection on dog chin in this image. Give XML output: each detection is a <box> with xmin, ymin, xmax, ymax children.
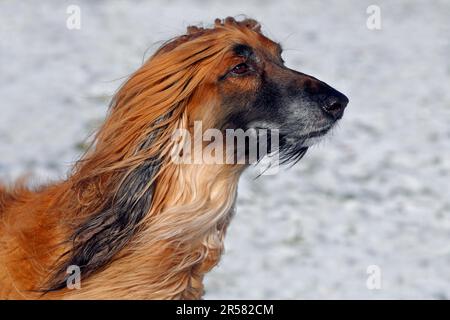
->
<box><xmin>291</xmin><ymin>126</ymin><xmax>332</xmax><ymax>147</ymax></box>
<box><xmin>301</xmin><ymin>136</ymin><xmax>325</xmax><ymax>147</ymax></box>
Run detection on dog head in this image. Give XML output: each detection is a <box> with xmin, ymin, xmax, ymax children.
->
<box><xmin>174</xmin><ymin>17</ymin><xmax>349</xmax><ymax>165</ymax></box>
<box><xmin>94</xmin><ymin>16</ymin><xmax>348</xmax><ymax>169</ymax></box>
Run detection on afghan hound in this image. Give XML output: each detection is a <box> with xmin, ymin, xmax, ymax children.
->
<box><xmin>0</xmin><ymin>17</ymin><xmax>348</xmax><ymax>299</ymax></box>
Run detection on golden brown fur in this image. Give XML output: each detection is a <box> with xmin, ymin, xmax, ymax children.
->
<box><xmin>0</xmin><ymin>17</ymin><xmax>274</xmax><ymax>299</ymax></box>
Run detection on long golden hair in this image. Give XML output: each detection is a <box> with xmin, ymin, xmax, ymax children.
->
<box><xmin>35</xmin><ymin>17</ymin><xmax>265</xmax><ymax>298</ymax></box>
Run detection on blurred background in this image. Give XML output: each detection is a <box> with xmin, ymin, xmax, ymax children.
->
<box><xmin>1</xmin><ymin>0</ymin><xmax>449</xmax><ymax>299</ymax></box>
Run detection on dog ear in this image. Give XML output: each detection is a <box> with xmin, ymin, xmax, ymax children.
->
<box><xmin>44</xmin><ymin>115</ymin><xmax>170</xmax><ymax>292</ymax></box>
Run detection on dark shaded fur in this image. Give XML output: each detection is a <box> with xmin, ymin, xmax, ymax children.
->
<box><xmin>222</xmin><ymin>68</ymin><xmax>310</xmax><ymax>165</ymax></box>
<box><xmin>45</xmin><ymin>159</ymin><xmax>160</xmax><ymax>291</ymax></box>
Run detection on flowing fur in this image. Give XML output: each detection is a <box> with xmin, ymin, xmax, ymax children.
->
<box><xmin>0</xmin><ymin>17</ymin><xmax>266</xmax><ymax>299</ymax></box>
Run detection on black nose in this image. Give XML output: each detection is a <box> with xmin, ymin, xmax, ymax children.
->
<box><xmin>322</xmin><ymin>90</ymin><xmax>349</xmax><ymax>120</ymax></box>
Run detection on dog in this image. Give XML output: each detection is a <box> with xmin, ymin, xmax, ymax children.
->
<box><xmin>0</xmin><ymin>17</ymin><xmax>348</xmax><ymax>299</ymax></box>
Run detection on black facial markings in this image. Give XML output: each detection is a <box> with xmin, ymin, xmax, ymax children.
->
<box><xmin>219</xmin><ymin>43</ymin><xmax>344</xmax><ymax>168</ymax></box>
<box><xmin>232</xmin><ymin>44</ymin><xmax>254</xmax><ymax>58</ymax></box>
<box><xmin>220</xmin><ymin>68</ymin><xmax>312</xmax><ymax>165</ymax></box>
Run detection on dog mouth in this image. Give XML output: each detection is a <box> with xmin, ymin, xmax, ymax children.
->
<box><xmin>243</xmin><ymin>123</ymin><xmax>334</xmax><ymax>165</ymax></box>
<box><xmin>285</xmin><ymin>125</ymin><xmax>333</xmax><ymax>145</ymax></box>
<box><xmin>301</xmin><ymin>126</ymin><xmax>332</xmax><ymax>140</ymax></box>
<box><xmin>278</xmin><ymin>125</ymin><xmax>333</xmax><ymax>165</ymax></box>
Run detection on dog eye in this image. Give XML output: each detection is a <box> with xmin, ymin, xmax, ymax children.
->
<box><xmin>230</xmin><ymin>63</ymin><xmax>250</xmax><ymax>75</ymax></box>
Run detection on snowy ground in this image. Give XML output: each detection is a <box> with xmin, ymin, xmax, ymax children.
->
<box><xmin>1</xmin><ymin>0</ymin><xmax>450</xmax><ymax>299</ymax></box>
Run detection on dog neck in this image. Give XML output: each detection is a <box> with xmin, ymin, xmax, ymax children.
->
<box><xmin>61</xmin><ymin>162</ymin><xmax>242</xmax><ymax>299</ymax></box>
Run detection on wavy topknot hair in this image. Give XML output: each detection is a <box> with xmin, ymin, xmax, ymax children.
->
<box><xmin>157</xmin><ymin>17</ymin><xmax>262</xmax><ymax>54</ymax></box>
